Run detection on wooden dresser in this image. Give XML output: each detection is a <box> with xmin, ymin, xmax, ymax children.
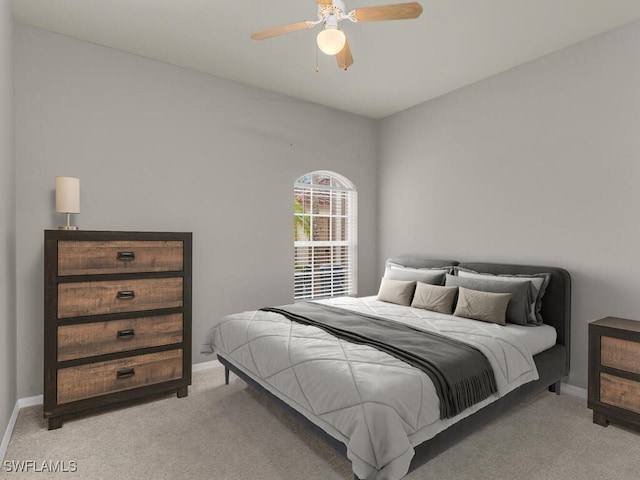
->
<box><xmin>588</xmin><ymin>316</ymin><xmax>640</xmax><ymax>431</ymax></box>
<box><xmin>44</xmin><ymin>230</ymin><xmax>192</xmax><ymax>429</ymax></box>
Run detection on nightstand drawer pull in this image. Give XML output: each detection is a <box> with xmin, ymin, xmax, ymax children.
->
<box><xmin>117</xmin><ymin>329</ymin><xmax>135</xmax><ymax>339</ymax></box>
<box><xmin>116</xmin><ymin>290</ymin><xmax>135</xmax><ymax>300</ymax></box>
<box><xmin>117</xmin><ymin>251</ymin><xmax>136</xmax><ymax>261</ymax></box>
<box><xmin>116</xmin><ymin>368</ymin><xmax>135</xmax><ymax>379</ymax></box>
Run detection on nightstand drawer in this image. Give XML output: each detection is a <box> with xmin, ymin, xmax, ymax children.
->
<box><xmin>58</xmin><ymin>313</ymin><xmax>183</xmax><ymax>361</ymax></box>
<box><xmin>58</xmin><ymin>240</ymin><xmax>183</xmax><ymax>276</ymax></box>
<box><xmin>600</xmin><ymin>373</ymin><xmax>640</xmax><ymax>414</ymax></box>
<box><xmin>57</xmin><ymin>349</ymin><xmax>183</xmax><ymax>404</ymax></box>
<box><xmin>57</xmin><ymin>277</ymin><xmax>183</xmax><ymax>318</ymax></box>
<box><xmin>601</xmin><ymin>336</ymin><xmax>640</xmax><ymax>374</ymax></box>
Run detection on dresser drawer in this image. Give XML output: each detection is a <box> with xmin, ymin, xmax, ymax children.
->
<box><xmin>601</xmin><ymin>336</ymin><xmax>640</xmax><ymax>374</ymax></box>
<box><xmin>58</xmin><ymin>277</ymin><xmax>183</xmax><ymax>318</ymax></box>
<box><xmin>600</xmin><ymin>372</ymin><xmax>640</xmax><ymax>415</ymax></box>
<box><xmin>58</xmin><ymin>240</ymin><xmax>183</xmax><ymax>276</ymax></box>
<box><xmin>57</xmin><ymin>349</ymin><xmax>183</xmax><ymax>404</ymax></box>
<box><xmin>58</xmin><ymin>313</ymin><xmax>183</xmax><ymax>361</ymax></box>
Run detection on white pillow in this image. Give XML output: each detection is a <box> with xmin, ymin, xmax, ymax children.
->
<box><xmin>384</xmin><ymin>262</ymin><xmax>450</xmax><ymax>285</ymax></box>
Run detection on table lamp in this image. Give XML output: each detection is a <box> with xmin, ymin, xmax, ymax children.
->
<box><xmin>55</xmin><ymin>176</ymin><xmax>80</xmax><ymax>230</ymax></box>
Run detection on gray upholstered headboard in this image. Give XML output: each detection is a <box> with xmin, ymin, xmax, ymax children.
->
<box><xmin>386</xmin><ymin>256</ymin><xmax>571</xmax><ymax>374</ymax></box>
<box><xmin>387</xmin><ymin>256</ymin><xmax>459</xmax><ymax>270</ymax></box>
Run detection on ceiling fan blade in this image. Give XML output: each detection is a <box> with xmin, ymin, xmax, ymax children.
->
<box><xmin>336</xmin><ymin>39</ymin><xmax>354</xmax><ymax>71</ymax></box>
<box><xmin>251</xmin><ymin>21</ymin><xmax>314</xmax><ymax>41</ymax></box>
<box><xmin>353</xmin><ymin>2</ymin><xmax>423</xmax><ymax>22</ymax></box>
<box><xmin>316</xmin><ymin>0</ymin><xmax>331</xmax><ymax>4</ymax></box>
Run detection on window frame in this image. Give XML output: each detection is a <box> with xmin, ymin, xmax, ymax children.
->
<box><xmin>294</xmin><ymin>171</ymin><xmax>357</xmax><ymax>301</ymax></box>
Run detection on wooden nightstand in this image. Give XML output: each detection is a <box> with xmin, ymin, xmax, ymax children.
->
<box><xmin>44</xmin><ymin>230</ymin><xmax>192</xmax><ymax>429</ymax></box>
<box><xmin>588</xmin><ymin>317</ymin><xmax>640</xmax><ymax>431</ymax></box>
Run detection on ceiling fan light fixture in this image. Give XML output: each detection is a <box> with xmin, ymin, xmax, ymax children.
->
<box><xmin>251</xmin><ymin>1</ymin><xmax>424</xmax><ymax>69</ymax></box>
<box><xmin>317</xmin><ymin>25</ymin><xmax>346</xmax><ymax>56</ymax></box>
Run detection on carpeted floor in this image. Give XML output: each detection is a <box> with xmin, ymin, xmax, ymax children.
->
<box><xmin>2</xmin><ymin>366</ymin><xmax>640</xmax><ymax>479</ymax></box>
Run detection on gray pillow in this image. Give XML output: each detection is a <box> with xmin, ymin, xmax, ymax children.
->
<box><xmin>445</xmin><ymin>274</ymin><xmax>532</xmax><ymax>325</ymax></box>
<box><xmin>377</xmin><ymin>278</ymin><xmax>416</xmax><ymax>306</ymax></box>
<box><xmin>453</xmin><ymin>287</ymin><xmax>511</xmax><ymax>325</ymax></box>
<box><xmin>384</xmin><ymin>262</ymin><xmax>449</xmax><ymax>285</ymax></box>
<box><xmin>455</xmin><ymin>267</ymin><xmax>550</xmax><ymax>325</ymax></box>
<box><xmin>411</xmin><ymin>283</ymin><xmax>458</xmax><ymax>314</ymax></box>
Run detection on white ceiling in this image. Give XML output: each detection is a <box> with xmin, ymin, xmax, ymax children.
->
<box><xmin>10</xmin><ymin>0</ymin><xmax>640</xmax><ymax>119</ymax></box>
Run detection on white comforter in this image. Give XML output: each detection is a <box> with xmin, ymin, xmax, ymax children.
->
<box><xmin>203</xmin><ymin>297</ymin><xmax>541</xmax><ymax>480</ymax></box>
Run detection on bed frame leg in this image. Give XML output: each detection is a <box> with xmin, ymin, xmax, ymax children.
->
<box><xmin>548</xmin><ymin>380</ymin><xmax>561</xmax><ymax>395</ymax></box>
<box><xmin>224</xmin><ymin>366</ymin><xmax>230</xmax><ymax>385</ymax></box>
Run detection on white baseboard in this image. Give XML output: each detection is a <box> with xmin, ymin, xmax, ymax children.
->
<box><xmin>1</xmin><ymin>362</ymin><xmax>220</xmax><ymax>462</ymax></box>
<box><xmin>17</xmin><ymin>395</ymin><xmax>44</xmax><ymax>409</ymax></box>
<box><xmin>192</xmin><ymin>359</ymin><xmax>221</xmax><ymax>371</ymax></box>
<box><xmin>0</xmin><ymin>399</ymin><xmax>21</xmax><ymax>464</ymax></box>
<box><xmin>562</xmin><ymin>381</ymin><xmax>587</xmax><ymax>399</ymax></box>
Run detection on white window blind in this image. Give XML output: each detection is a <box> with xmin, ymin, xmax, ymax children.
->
<box><xmin>294</xmin><ymin>172</ymin><xmax>357</xmax><ymax>301</ymax></box>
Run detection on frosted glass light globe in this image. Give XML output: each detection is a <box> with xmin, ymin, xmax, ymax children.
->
<box><xmin>317</xmin><ymin>28</ymin><xmax>346</xmax><ymax>55</ymax></box>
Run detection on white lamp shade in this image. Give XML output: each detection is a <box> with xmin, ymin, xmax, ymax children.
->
<box><xmin>317</xmin><ymin>27</ymin><xmax>346</xmax><ymax>55</ymax></box>
<box><xmin>55</xmin><ymin>177</ymin><xmax>80</xmax><ymax>214</ymax></box>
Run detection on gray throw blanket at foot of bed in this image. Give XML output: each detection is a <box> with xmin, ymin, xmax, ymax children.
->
<box><xmin>261</xmin><ymin>302</ymin><xmax>497</xmax><ymax>419</ymax></box>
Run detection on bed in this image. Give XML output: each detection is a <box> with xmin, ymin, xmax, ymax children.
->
<box><xmin>203</xmin><ymin>256</ymin><xmax>571</xmax><ymax>479</ymax></box>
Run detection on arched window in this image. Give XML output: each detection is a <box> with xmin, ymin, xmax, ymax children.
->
<box><xmin>294</xmin><ymin>171</ymin><xmax>357</xmax><ymax>300</ymax></box>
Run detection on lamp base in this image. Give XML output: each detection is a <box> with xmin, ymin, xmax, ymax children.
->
<box><xmin>57</xmin><ymin>212</ymin><xmax>78</xmax><ymax>231</ymax></box>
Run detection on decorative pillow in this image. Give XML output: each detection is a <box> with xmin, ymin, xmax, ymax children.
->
<box><xmin>453</xmin><ymin>287</ymin><xmax>511</xmax><ymax>325</ymax></box>
<box><xmin>377</xmin><ymin>278</ymin><xmax>416</xmax><ymax>306</ymax></box>
<box><xmin>384</xmin><ymin>262</ymin><xmax>450</xmax><ymax>285</ymax></box>
<box><xmin>411</xmin><ymin>283</ymin><xmax>458</xmax><ymax>314</ymax></box>
<box><xmin>445</xmin><ymin>274</ymin><xmax>532</xmax><ymax>325</ymax></box>
<box><xmin>455</xmin><ymin>267</ymin><xmax>550</xmax><ymax>325</ymax></box>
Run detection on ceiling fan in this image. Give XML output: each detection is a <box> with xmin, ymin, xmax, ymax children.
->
<box><xmin>250</xmin><ymin>1</ymin><xmax>423</xmax><ymax>70</ymax></box>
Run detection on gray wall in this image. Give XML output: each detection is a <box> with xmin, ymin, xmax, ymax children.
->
<box><xmin>378</xmin><ymin>19</ymin><xmax>640</xmax><ymax>389</ymax></box>
<box><xmin>0</xmin><ymin>0</ymin><xmax>16</xmax><ymax>438</ymax></box>
<box><xmin>13</xmin><ymin>14</ymin><xmax>640</xmax><ymax>400</ymax></box>
<box><xmin>13</xmin><ymin>24</ymin><xmax>379</xmax><ymax>398</ymax></box>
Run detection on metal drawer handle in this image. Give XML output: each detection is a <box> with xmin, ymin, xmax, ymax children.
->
<box><xmin>117</xmin><ymin>329</ymin><xmax>135</xmax><ymax>339</ymax></box>
<box><xmin>116</xmin><ymin>368</ymin><xmax>135</xmax><ymax>379</ymax></box>
<box><xmin>117</xmin><ymin>251</ymin><xmax>136</xmax><ymax>261</ymax></box>
<box><xmin>116</xmin><ymin>290</ymin><xmax>135</xmax><ymax>300</ymax></box>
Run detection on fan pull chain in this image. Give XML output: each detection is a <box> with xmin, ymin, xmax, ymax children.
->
<box><xmin>316</xmin><ymin>45</ymin><xmax>319</xmax><ymax>73</ymax></box>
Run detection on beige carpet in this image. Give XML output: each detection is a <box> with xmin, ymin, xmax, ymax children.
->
<box><xmin>2</xmin><ymin>366</ymin><xmax>640</xmax><ymax>479</ymax></box>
